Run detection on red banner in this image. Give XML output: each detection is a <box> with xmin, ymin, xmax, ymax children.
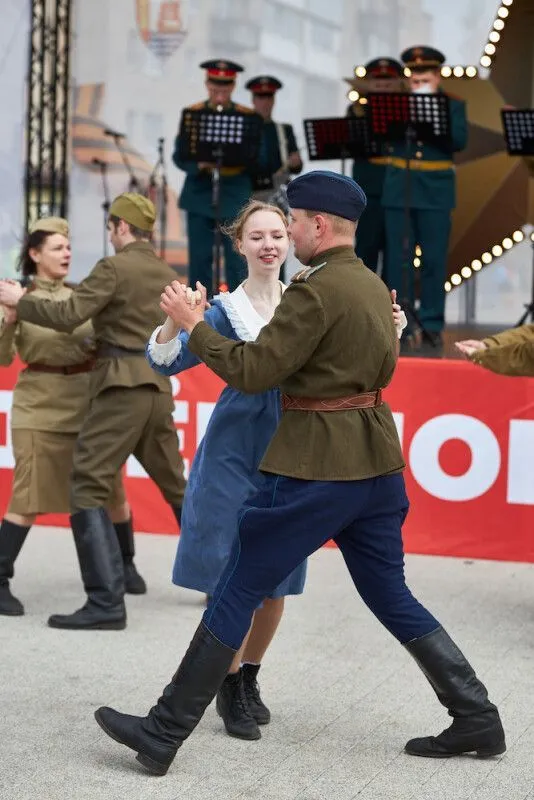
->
<box><xmin>1</xmin><ymin>358</ymin><xmax>533</xmax><ymax>563</ymax></box>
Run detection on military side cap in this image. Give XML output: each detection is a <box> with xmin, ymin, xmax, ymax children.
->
<box><xmin>365</xmin><ymin>58</ymin><xmax>403</xmax><ymax>79</ymax></box>
<box><xmin>245</xmin><ymin>75</ymin><xmax>283</xmax><ymax>96</ymax></box>
<box><xmin>200</xmin><ymin>59</ymin><xmax>244</xmax><ymax>84</ymax></box>
<box><xmin>401</xmin><ymin>46</ymin><xmax>445</xmax><ymax>70</ymax></box>
<box><xmin>29</xmin><ymin>216</ymin><xmax>69</xmax><ymax>238</ymax></box>
<box><xmin>109</xmin><ymin>193</ymin><xmax>156</xmax><ymax>232</ymax></box>
<box><xmin>286</xmin><ymin>171</ymin><xmax>367</xmax><ymax>223</ymax></box>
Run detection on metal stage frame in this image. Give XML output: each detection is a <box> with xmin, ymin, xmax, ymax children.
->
<box><xmin>25</xmin><ymin>0</ymin><xmax>72</xmax><ymax>226</ymax></box>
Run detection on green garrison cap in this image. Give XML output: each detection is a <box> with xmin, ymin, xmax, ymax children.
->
<box><xmin>109</xmin><ymin>193</ymin><xmax>156</xmax><ymax>232</ymax></box>
<box><xmin>29</xmin><ymin>217</ymin><xmax>69</xmax><ymax>237</ymax></box>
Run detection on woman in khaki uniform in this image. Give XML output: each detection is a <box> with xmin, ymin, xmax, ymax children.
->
<box><xmin>0</xmin><ymin>217</ymin><xmax>146</xmax><ymax>617</ymax></box>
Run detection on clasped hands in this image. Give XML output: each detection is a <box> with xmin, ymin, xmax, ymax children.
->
<box><xmin>160</xmin><ymin>280</ymin><xmax>209</xmax><ymax>334</ymax></box>
<box><xmin>0</xmin><ymin>279</ymin><xmax>25</xmax><ymax>326</ymax></box>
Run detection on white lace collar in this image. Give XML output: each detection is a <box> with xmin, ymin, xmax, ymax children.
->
<box><xmin>214</xmin><ymin>282</ymin><xmax>286</xmax><ymax>342</ymax></box>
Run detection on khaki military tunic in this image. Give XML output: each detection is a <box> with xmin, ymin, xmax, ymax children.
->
<box><xmin>15</xmin><ymin>242</ymin><xmax>186</xmax><ymax>510</ymax></box>
<box><xmin>470</xmin><ymin>324</ymin><xmax>534</xmax><ymax>376</ymax></box>
<box><xmin>0</xmin><ymin>278</ymin><xmax>125</xmax><ymax>514</ymax></box>
<box><xmin>188</xmin><ymin>245</ymin><xmax>405</xmax><ymax>481</ymax></box>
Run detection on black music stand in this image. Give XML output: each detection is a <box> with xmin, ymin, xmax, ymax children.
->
<box><xmin>148</xmin><ymin>137</ymin><xmax>169</xmax><ymax>260</ymax></box>
<box><xmin>303</xmin><ymin>116</ymin><xmax>380</xmax><ymax>174</ymax></box>
<box><xmin>367</xmin><ymin>92</ymin><xmax>451</xmax><ymax>346</ymax></box>
<box><xmin>92</xmin><ymin>158</ymin><xmax>111</xmax><ymax>257</ymax></box>
<box><xmin>178</xmin><ymin>107</ymin><xmax>263</xmax><ymax>293</ymax></box>
<box><xmin>501</xmin><ymin>109</ymin><xmax>534</xmax><ymax>325</ymax></box>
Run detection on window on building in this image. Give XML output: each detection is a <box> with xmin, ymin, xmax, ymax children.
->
<box><xmin>265</xmin><ymin>2</ymin><xmax>303</xmax><ymax>43</ymax></box>
<box><xmin>144</xmin><ymin>113</ymin><xmax>164</xmax><ymax>148</ymax></box>
<box><xmin>309</xmin><ymin>21</ymin><xmax>338</xmax><ymax>52</ymax></box>
<box><xmin>307</xmin><ymin>0</ymin><xmax>343</xmax><ymax>24</ymax></box>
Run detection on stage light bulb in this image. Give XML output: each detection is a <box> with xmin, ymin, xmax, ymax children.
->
<box><xmin>413</xmin><ymin>257</ymin><xmax>421</xmax><ymax>268</ymax></box>
<box><xmin>502</xmin><ymin>0</ymin><xmax>513</xmax><ymax>5</ymax></box>
<box><xmin>444</xmin><ymin>281</ymin><xmax>452</xmax><ymax>292</ymax></box>
<box><xmin>441</xmin><ymin>66</ymin><xmax>452</xmax><ymax>78</ymax></box>
<box><xmin>348</xmin><ymin>90</ymin><xmax>359</xmax><ymax>102</ymax></box>
<box><xmin>471</xmin><ymin>259</ymin><xmax>482</xmax><ymax>270</ymax></box>
<box><xmin>481</xmin><ymin>252</ymin><xmax>493</xmax><ymax>264</ymax></box>
<box><xmin>451</xmin><ymin>274</ymin><xmax>462</xmax><ymax>286</ymax></box>
<box><xmin>512</xmin><ymin>230</ymin><xmax>524</xmax><ymax>242</ymax></box>
<box><xmin>480</xmin><ymin>55</ymin><xmax>492</xmax><ymax>68</ymax></box>
<box><xmin>453</xmin><ymin>66</ymin><xmax>465</xmax><ymax>77</ymax></box>
<box><xmin>489</xmin><ymin>31</ymin><xmax>500</xmax><ymax>42</ymax></box>
<box><xmin>493</xmin><ymin>18</ymin><xmax>505</xmax><ymax>29</ymax></box>
<box><xmin>359</xmin><ymin>97</ymin><xmax>368</xmax><ymax>105</ymax></box>
<box><xmin>404</xmin><ymin>68</ymin><xmax>412</xmax><ymax>77</ymax></box>
<box><xmin>502</xmin><ymin>237</ymin><xmax>513</xmax><ymax>249</ymax></box>
<box><xmin>461</xmin><ymin>266</ymin><xmax>472</xmax><ymax>279</ymax></box>
<box><xmin>492</xmin><ymin>244</ymin><xmax>503</xmax><ymax>257</ymax></box>
<box><xmin>466</xmin><ymin>66</ymin><xmax>478</xmax><ymax>77</ymax></box>
<box><xmin>415</xmin><ymin>245</ymin><xmax>422</xmax><ymax>257</ymax></box>
<box><xmin>497</xmin><ymin>6</ymin><xmax>509</xmax><ymax>17</ymax></box>
<box><xmin>485</xmin><ymin>43</ymin><xmax>496</xmax><ymax>55</ymax></box>
<box><xmin>355</xmin><ymin>66</ymin><xmax>366</xmax><ymax>77</ymax></box>
<box><xmin>531</xmin><ymin>232</ymin><xmax>534</xmax><ymax>242</ymax></box>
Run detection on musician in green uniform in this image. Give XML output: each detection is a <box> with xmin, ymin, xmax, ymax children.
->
<box><xmin>0</xmin><ymin>194</ymin><xmax>186</xmax><ymax>631</ymax></box>
<box><xmin>245</xmin><ymin>75</ymin><xmax>302</xmax><ymax>205</ymax></box>
<box><xmin>382</xmin><ymin>46</ymin><xmax>467</xmax><ymax>343</ymax></box>
<box><xmin>173</xmin><ymin>60</ymin><xmax>256</xmax><ymax>292</ymax></box>
<box><xmin>347</xmin><ymin>58</ymin><xmax>403</xmax><ymax>277</ymax></box>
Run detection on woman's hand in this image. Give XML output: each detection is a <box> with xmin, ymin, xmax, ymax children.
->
<box><xmin>160</xmin><ymin>281</ymin><xmax>208</xmax><ymax>334</ymax></box>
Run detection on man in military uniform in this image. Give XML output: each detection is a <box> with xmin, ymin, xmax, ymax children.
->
<box><xmin>0</xmin><ymin>194</ymin><xmax>186</xmax><ymax>631</ymax></box>
<box><xmin>94</xmin><ymin>172</ymin><xmax>504</xmax><ymax>775</ymax></box>
<box><xmin>347</xmin><ymin>58</ymin><xmax>403</xmax><ymax>277</ymax></box>
<box><xmin>245</xmin><ymin>75</ymin><xmax>302</xmax><ymax>205</ymax></box>
<box><xmin>173</xmin><ymin>60</ymin><xmax>256</xmax><ymax>292</ymax></box>
<box><xmin>382</xmin><ymin>46</ymin><xmax>468</xmax><ymax>343</ymax></box>
<box><xmin>456</xmin><ymin>325</ymin><xmax>534</xmax><ymax>375</ymax></box>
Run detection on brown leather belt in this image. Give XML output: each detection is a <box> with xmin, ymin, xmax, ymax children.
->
<box><xmin>281</xmin><ymin>390</ymin><xmax>383</xmax><ymax>412</ymax></box>
<box><xmin>25</xmin><ymin>359</ymin><xmax>95</xmax><ymax>376</ymax></box>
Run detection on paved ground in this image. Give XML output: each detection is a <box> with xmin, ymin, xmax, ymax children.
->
<box><xmin>1</xmin><ymin>526</ymin><xmax>533</xmax><ymax>800</ymax></box>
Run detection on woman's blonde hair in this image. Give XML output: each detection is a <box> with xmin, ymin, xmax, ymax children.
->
<box><xmin>222</xmin><ymin>200</ymin><xmax>288</xmax><ymax>253</ymax></box>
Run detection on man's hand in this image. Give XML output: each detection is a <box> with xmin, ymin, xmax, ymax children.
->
<box><xmin>160</xmin><ymin>281</ymin><xmax>208</xmax><ymax>333</ymax></box>
<box><xmin>287</xmin><ymin>152</ymin><xmax>302</xmax><ymax>169</ymax></box>
<box><xmin>391</xmin><ymin>289</ymin><xmax>407</xmax><ymax>336</ymax></box>
<box><xmin>455</xmin><ymin>339</ymin><xmax>487</xmax><ymax>358</ymax></box>
<box><xmin>0</xmin><ymin>280</ymin><xmax>25</xmax><ymax>307</ymax></box>
<box><xmin>1</xmin><ymin>305</ymin><xmax>18</xmax><ymax>326</ymax></box>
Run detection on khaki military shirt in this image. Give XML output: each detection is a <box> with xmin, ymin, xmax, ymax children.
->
<box><xmin>188</xmin><ymin>246</ymin><xmax>405</xmax><ymax>481</ymax></box>
<box><xmin>470</xmin><ymin>324</ymin><xmax>534</xmax><ymax>376</ymax></box>
<box><xmin>16</xmin><ymin>241</ymin><xmax>174</xmax><ymax>397</ymax></box>
<box><xmin>0</xmin><ymin>278</ymin><xmax>95</xmax><ymax>432</ymax></box>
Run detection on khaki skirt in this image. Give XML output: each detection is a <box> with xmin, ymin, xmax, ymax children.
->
<box><xmin>8</xmin><ymin>429</ymin><xmax>125</xmax><ymax>515</ymax></box>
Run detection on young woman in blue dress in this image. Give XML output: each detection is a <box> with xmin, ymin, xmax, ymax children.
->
<box><xmin>147</xmin><ymin>200</ymin><xmax>407</xmax><ymax>742</ymax></box>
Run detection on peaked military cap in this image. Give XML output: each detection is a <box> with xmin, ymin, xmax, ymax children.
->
<box><xmin>200</xmin><ymin>59</ymin><xmax>244</xmax><ymax>84</ymax></box>
<box><xmin>401</xmin><ymin>46</ymin><xmax>445</xmax><ymax>70</ymax></box>
<box><xmin>286</xmin><ymin>171</ymin><xmax>367</xmax><ymax>223</ymax></box>
<box><xmin>245</xmin><ymin>75</ymin><xmax>283</xmax><ymax>96</ymax></box>
<box><xmin>364</xmin><ymin>58</ymin><xmax>403</xmax><ymax>79</ymax></box>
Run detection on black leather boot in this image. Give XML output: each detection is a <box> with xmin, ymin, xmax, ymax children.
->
<box><xmin>404</xmin><ymin>626</ymin><xmax>506</xmax><ymax>758</ymax></box>
<box><xmin>113</xmin><ymin>518</ymin><xmax>147</xmax><ymax>595</ymax></box>
<box><xmin>216</xmin><ymin>669</ymin><xmax>261</xmax><ymax>740</ymax></box>
<box><xmin>0</xmin><ymin>520</ymin><xmax>30</xmax><ymax>616</ymax></box>
<box><xmin>48</xmin><ymin>508</ymin><xmax>126</xmax><ymax>630</ymax></box>
<box><xmin>95</xmin><ymin>622</ymin><xmax>236</xmax><ymax>775</ymax></box>
<box><xmin>242</xmin><ymin>663</ymin><xmax>271</xmax><ymax>724</ymax></box>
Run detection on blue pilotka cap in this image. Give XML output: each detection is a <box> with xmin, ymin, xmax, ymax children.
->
<box><xmin>286</xmin><ymin>170</ymin><xmax>367</xmax><ymax>222</ymax></box>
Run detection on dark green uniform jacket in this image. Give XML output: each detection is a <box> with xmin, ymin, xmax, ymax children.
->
<box><xmin>471</xmin><ymin>325</ymin><xmax>534</xmax><ymax>376</ymax></box>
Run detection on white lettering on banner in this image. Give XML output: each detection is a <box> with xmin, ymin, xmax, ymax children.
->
<box><xmin>409</xmin><ymin>414</ymin><xmax>501</xmax><ymax>501</ymax></box>
<box><xmin>507</xmin><ymin>420</ymin><xmax>534</xmax><ymax>505</ymax></box>
<box><xmin>393</xmin><ymin>412</ymin><xmax>404</xmax><ymax>446</ymax></box>
<box><xmin>0</xmin><ymin>391</ymin><xmax>14</xmax><ymax>468</ymax></box>
<box><xmin>197</xmin><ymin>402</ymin><xmax>216</xmax><ymax>443</ymax></box>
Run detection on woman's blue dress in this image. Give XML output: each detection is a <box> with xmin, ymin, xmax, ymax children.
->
<box><xmin>146</xmin><ymin>285</ymin><xmax>307</xmax><ymax>598</ymax></box>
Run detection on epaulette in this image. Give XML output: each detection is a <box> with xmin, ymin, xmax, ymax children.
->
<box><xmin>188</xmin><ymin>101</ymin><xmax>206</xmax><ymax>110</ymax></box>
<box><xmin>290</xmin><ymin>261</ymin><xmax>328</xmax><ymax>283</ymax></box>
<box><xmin>234</xmin><ymin>103</ymin><xmax>255</xmax><ymax>114</ymax></box>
